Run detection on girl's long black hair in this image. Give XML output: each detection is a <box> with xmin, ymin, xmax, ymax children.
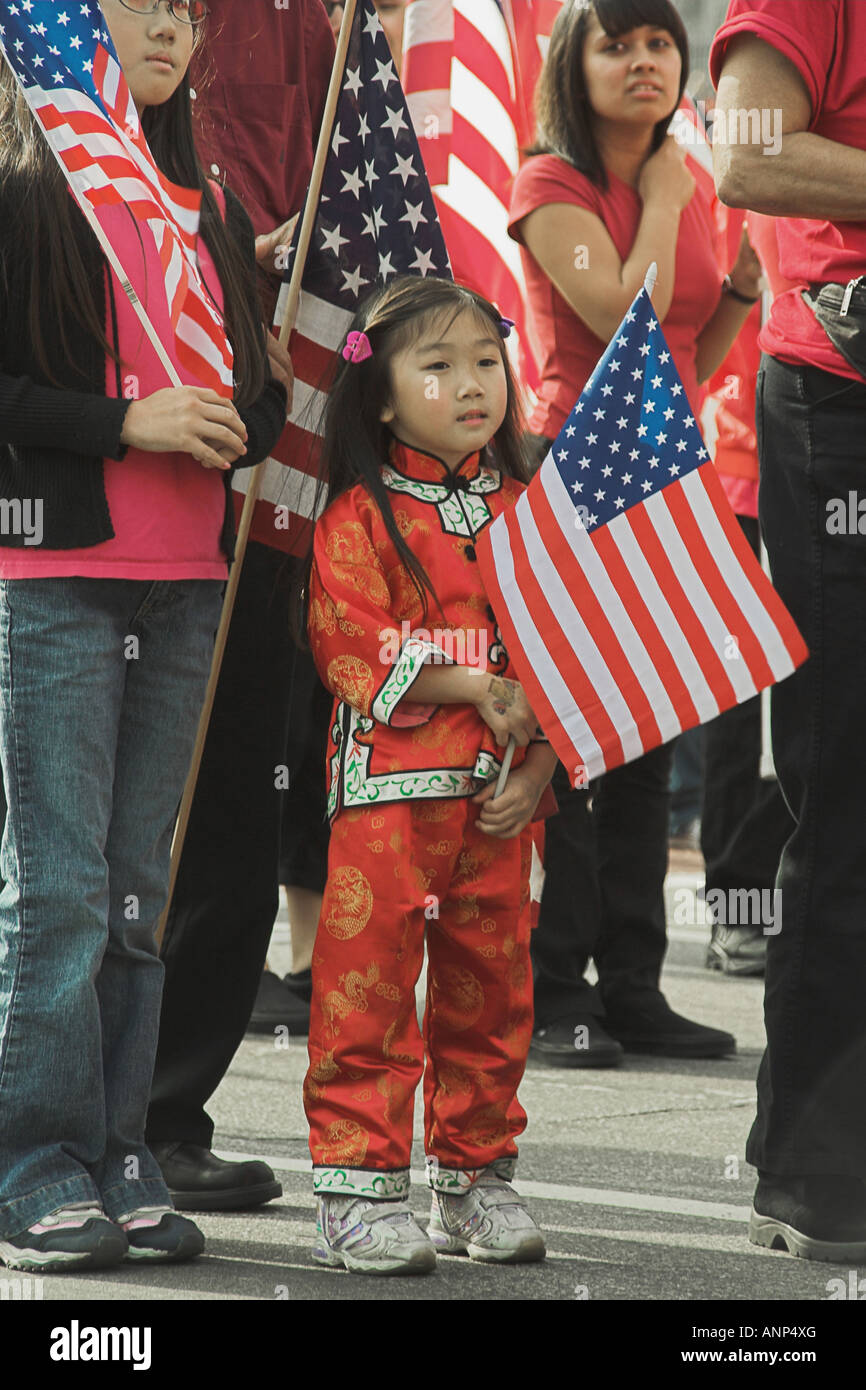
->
<box><xmin>0</xmin><ymin>19</ymin><xmax>265</xmax><ymax>407</ymax></box>
<box><xmin>292</xmin><ymin>275</ymin><xmax>529</xmax><ymax>643</ymax></box>
<box><xmin>528</xmin><ymin>0</ymin><xmax>690</xmax><ymax>189</ymax></box>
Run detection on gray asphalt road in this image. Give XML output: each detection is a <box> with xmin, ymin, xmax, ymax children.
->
<box><xmin>16</xmin><ymin>859</ymin><xmax>862</xmax><ymax>1326</ymax></box>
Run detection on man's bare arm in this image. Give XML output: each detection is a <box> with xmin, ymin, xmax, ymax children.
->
<box><xmin>714</xmin><ymin>34</ymin><xmax>866</xmax><ymax>219</ymax></box>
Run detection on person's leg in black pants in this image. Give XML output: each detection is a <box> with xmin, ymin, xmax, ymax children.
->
<box><xmin>747</xmin><ymin>355</ymin><xmax>866</xmax><ymax>1259</ymax></box>
<box><xmin>531</xmin><ymin>746</ymin><xmax>735</xmax><ymax>1064</ymax></box>
<box><xmin>248</xmin><ymin>647</ymin><xmax>331</xmax><ymax>1033</ymax></box>
<box><xmin>595</xmin><ymin>742</ymin><xmax>734</xmax><ymax>1055</ymax></box>
<box><xmin>533</xmin><ymin>745</ymin><xmax>689</xmax><ymax>1010</ymax></box>
<box><xmin>593</xmin><ymin>742</ymin><xmax>672</xmax><ymax>1006</ymax></box>
<box><xmin>530</xmin><ymin>763</ymin><xmax>619</xmax><ymax>1064</ymax></box>
<box><xmin>702</xmin><ymin>515</ymin><xmax>794</xmax><ymax>975</ymax></box>
<box><xmin>145</xmin><ymin>542</ymin><xmax>296</xmax><ymax>1209</ymax></box>
<box><xmin>279</xmin><ymin>663</ymin><xmax>330</xmax><ymax>902</ymax></box>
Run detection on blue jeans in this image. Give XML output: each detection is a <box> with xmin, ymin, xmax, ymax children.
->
<box><xmin>0</xmin><ymin>577</ymin><xmax>223</xmax><ymax>1236</ymax></box>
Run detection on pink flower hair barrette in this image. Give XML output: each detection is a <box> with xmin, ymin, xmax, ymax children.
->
<box><xmin>341</xmin><ymin>330</ymin><xmax>373</xmax><ymax>363</ymax></box>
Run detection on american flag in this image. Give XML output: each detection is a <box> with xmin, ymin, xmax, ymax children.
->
<box><xmin>0</xmin><ymin>0</ymin><xmax>233</xmax><ymax>395</ymax></box>
<box><xmin>475</xmin><ymin>284</ymin><xmax>808</xmax><ymax>784</ymax></box>
<box><xmin>235</xmin><ymin>0</ymin><xmax>451</xmax><ymax>555</ymax></box>
<box><xmin>402</xmin><ymin>0</ymin><xmax>561</xmax><ymax>391</ymax></box>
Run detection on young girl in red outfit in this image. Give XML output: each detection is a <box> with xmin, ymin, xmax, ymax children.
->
<box><xmin>302</xmin><ymin>276</ymin><xmax>557</xmax><ymax>1275</ymax></box>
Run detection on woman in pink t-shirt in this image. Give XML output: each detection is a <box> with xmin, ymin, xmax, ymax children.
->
<box><xmin>0</xmin><ymin>1</ymin><xmax>286</xmax><ymax>1273</ymax></box>
<box><xmin>504</xmin><ymin>0</ymin><xmax>764</xmax><ymax>1070</ymax></box>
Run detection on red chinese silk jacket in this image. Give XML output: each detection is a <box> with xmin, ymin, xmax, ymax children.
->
<box><xmin>309</xmin><ymin>441</ymin><xmax>536</xmax><ymax>820</ymax></box>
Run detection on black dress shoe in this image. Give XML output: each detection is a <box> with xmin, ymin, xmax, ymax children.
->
<box><xmin>247</xmin><ymin>968</ymin><xmax>310</xmax><ymax>1035</ymax></box>
<box><xmin>603</xmin><ymin>993</ymin><xmax>736</xmax><ymax>1058</ymax></box>
<box><xmin>149</xmin><ymin>1142</ymin><xmax>282</xmax><ymax>1212</ymax></box>
<box><xmin>529</xmin><ymin>1014</ymin><xmax>624</xmax><ymax>1068</ymax></box>
<box><xmin>750</xmin><ymin>1173</ymin><xmax>866</xmax><ymax>1262</ymax></box>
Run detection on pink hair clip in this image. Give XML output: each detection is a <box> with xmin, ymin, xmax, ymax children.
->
<box><xmin>498</xmin><ymin>316</ymin><xmax>515</xmax><ymax>339</ymax></box>
<box><xmin>342</xmin><ymin>330</ymin><xmax>373</xmax><ymax>363</ymax></box>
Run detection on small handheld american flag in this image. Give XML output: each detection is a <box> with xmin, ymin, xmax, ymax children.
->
<box><xmin>0</xmin><ymin>0</ymin><xmax>233</xmax><ymax>395</ymax></box>
<box><xmin>476</xmin><ymin>276</ymin><xmax>808</xmax><ymax>787</ymax></box>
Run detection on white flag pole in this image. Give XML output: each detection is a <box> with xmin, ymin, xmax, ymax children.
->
<box><xmin>644</xmin><ymin>260</ymin><xmax>659</xmax><ymax>298</ymax></box>
<box><xmin>494</xmin><ymin>737</ymin><xmax>517</xmax><ymax>798</ymax></box>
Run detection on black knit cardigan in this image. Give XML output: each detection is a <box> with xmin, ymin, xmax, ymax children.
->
<box><xmin>0</xmin><ymin>182</ymin><xmax>286</xmax><ymax>560</ymax></box>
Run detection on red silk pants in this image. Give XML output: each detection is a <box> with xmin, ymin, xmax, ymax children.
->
<box><xmin>304</xmin><ymin>797</ymin><xmax>534</xmax><ymax>1197</ymax></box>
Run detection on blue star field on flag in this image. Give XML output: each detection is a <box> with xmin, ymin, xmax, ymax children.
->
<box><xmin>552</xmin><ymin>287</ymin><xmax>710</xmax><ymax>532</ymax></box>
<box><xmin>281</xmin><ymin>0</ymin><xmax>452</xmax><ymax>308</ymax></box>
<box><xmin>0</xmin><ymin>1</ymin><xmax>117</xmax><ymax>116</ymax></box>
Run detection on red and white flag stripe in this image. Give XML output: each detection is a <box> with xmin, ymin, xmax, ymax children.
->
<box><xmin>25</xmin><ymin>56</ymin><xmax>232</xmax><ymax>395</ymax></box>
<box><xmin>403</xmin><ymin>0</ymin><xmax>545</xmax><ymax>387</ymax></box>
<box><xmin>231</xmin><ymin>289</ymin><xmax>354</xmax><ymax>552</ymax></box>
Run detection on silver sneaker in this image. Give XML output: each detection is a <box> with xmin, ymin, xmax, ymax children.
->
<box><xmin>428</xmin><ymin>1168</ymin><xmax>546</xmax><ymax>1263</ymax></box>
<box><xmin>312</xmin><ymin>1195</ymin><xmax>436</xmax><ymax>1276</ymax></box>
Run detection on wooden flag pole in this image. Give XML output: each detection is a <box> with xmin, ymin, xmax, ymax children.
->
<box><xmin>156</xmin><ymin>0</ymin><xmax>360</xmax><ymax>947</ymax></box>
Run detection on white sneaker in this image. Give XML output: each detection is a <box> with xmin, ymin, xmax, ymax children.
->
<box><xmin>428</xmin><ymin>1168</ymin><xmax>546</xmax><ymax>1263</ymax></box>
<box><xmin>312</xmin><ymin>1195</ymin><xmax>436</xmax><ymax>1276</ymax></box>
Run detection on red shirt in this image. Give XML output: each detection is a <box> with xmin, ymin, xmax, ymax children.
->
<box><xmin>508</xmin><ymin>155</ymin><xmax>721</xmax><ymax>438</ymax></box>
<box><xmin>192</xmin><ymin>0</ymin><xmax>335</xmax><ymax>238</ymax></box>
<box><xmin>710</xmin><ymin>0</ymin><xmax>866</xmax><ymax>381</ymax></box>
<box><xmin>0</xmin><ymin>199</ymin><xmax>227</xmax><ymax>581</ymax></box>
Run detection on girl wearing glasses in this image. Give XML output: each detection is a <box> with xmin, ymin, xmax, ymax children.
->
<box><xmin>0</xmin><ymin>0</ymin><xmax>286</xmax><ymax>1270</ymax></box>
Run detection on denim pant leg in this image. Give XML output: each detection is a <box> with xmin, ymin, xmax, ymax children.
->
<box><xmin>0</xmin><ymin>580</ymin><xmax>122</xmax><ymax>1234</ymax></box>
<box><xmin>0</xmin><ymin>578</ymin><xmax>221</xmax><ymax>1236</ymax></box>
<box><xmin>749</xmin><ymin>356</ymin><xmax>866</xmax><ymax>1176</ymax></box>
<box><xmin>93</xmin><ymin>580</ymin><xmax>223</xmax><ymax>1220</ymax></box>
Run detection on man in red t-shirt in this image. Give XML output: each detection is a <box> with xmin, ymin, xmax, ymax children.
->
<box><xmin>711</xmin><ymin>0</ymin><xmax>866</xmax><ymax>1263</ymax></box>
<box><xmin>145</xmin><ymin>0</ymin><xmax>336</xmax><ymax>1212</ymax></box>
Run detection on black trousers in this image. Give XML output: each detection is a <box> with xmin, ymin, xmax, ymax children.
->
<box><xmin>748</xmin><ymin>355</ymin><xmax>866</xmax><ymax>1177</ymax></box>
<box><xmin>700</xmin><ymin>515</ymin><xmax>793</xmax><ymax>900</ymax></box>
<box><xmin>532</xmin><ymin>744</ymin><xmax>674</xmax><ymax>1027</ymax></box>
<box><xmin>278</xmin><ymin>663</ymin><xmax>331</xmax><ymax>893</ymax></box>
<box><xmin>146</xmin><ymin>543</ymin><xmax>330</xmax><ymax>1148</ymax></box>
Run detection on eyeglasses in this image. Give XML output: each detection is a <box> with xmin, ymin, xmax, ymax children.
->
<box><xmin>113</xmin><ymin>0</ymin><xmax>209</xmax><ymax>25</ymax></box>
